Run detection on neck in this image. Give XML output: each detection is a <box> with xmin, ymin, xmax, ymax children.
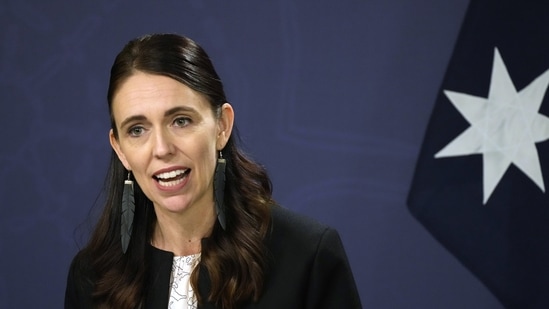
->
<box><xmin>151</xmin><ymin>203</ymin><xmax>216</xmax><ymax>256</ymax></box>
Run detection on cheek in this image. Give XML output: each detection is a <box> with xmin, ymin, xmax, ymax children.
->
<box><xmin>194</xmin><ymin>137</ymin><xmax>218</xmax><ymax>173</ymax></box>
<box><xmin>119</xmin><ymin>144</ymin><xmax>147</xmax><ymax>173</ymax></box>
<box><xmin>199</xmin><ymin>144</ymin><xmax>217</xmax><ymax>168</ymax></box>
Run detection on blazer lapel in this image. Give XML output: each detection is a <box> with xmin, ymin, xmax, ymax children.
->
<box><xmin>145</xmin><ymin>245</ymin><xmax>174</xmax><ymax>308</ymax></box>
<box><xmin>197</xmin><ymin>265</ymin><xmax>217</xmax><ymax>309</ymax></box>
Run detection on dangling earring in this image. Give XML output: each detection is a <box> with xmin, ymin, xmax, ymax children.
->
<box><xmin>121</xmin><ymin>171</ymin><xmax>135</xmax><ymax>254</ymax></box>
<box><xmin>214</xmin><ymin>151</ymin><xmax>227</xmax><ymax>230</ymax></box>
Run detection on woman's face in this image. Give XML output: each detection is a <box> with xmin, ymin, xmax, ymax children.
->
<box><xmin>110</xmin><ymin>72</ymin><xmax>233</xmax><ymax>216</ymax></box>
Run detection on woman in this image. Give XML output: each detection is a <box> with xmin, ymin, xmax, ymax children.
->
<box><xmin>65</xmin><ymin>33</ymin><xmax>361</xmax><ymax>309</ymax></box>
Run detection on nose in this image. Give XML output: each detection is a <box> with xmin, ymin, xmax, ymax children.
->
<box><xmin>152</xmin><ymin>128</ymin><xmax>175</xmax><ymax>159</ymax></box>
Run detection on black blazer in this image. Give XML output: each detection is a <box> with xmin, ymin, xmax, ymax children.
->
<box><xmin>65</xmin><ymin>205</ymin><xmax>362</xmax><ymax>308</ymax></box>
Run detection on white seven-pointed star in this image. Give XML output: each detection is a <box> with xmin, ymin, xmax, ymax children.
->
<box><xmin>435</xmin><ymin>47</ymin><xmax>549</xmax><ymax>204</ymax></box>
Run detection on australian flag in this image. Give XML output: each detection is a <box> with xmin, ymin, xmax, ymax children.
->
<box><xmin>407</xmin><ymin>0</ymin><xmax>549</xmax><ymax>308</ymax></box>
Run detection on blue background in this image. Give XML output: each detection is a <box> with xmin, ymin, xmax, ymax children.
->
<box><xmin>0</xmin><ymin>0</ymin><xmax>504</xmax><ymax>308</ymax></box>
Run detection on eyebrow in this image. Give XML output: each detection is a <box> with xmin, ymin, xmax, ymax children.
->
<box><xmin>119</xmin><ymin>106</ymin><xmax>199</xmax><ymax>129</ymax></box>
<box><xmin>164</xmin><ymin>106</ymin><xmax>198</xmax><ymax>118</ymax></box>
<box><xmin>120</xmin><ymin>115</ymin><xmax>146</xmax><ymax>130</ymax></box>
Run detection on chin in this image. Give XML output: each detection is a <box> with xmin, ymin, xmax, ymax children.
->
<box><xmin>153</xmin><ymin>197</ymin><xmax>192</xmax><ymax>214</ymax></box>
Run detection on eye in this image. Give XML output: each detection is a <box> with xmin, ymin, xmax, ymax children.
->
<box><xmin>173</xmin><ymin>117</ymin><xmax>191</xmax><ymax>128</ymax></box>
<box><xmin>128</xmin><ymin>126</ymin><xmax>145</xmax><ymax>137</ymax></box>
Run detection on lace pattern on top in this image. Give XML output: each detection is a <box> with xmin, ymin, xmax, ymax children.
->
<box><xmin>168</xmin><ymin>253</ymin><xmax>201</xmax><ymax>309</ymax></box>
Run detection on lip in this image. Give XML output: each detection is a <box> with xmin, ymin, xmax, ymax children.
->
<box><xmin>153</xmin><ymin>166</ymin><xmax>188</xmax><ymax>176</ymax></box>
<box><xmin>152</xmin><ymin>166</ymin><xmax>190</xmax><ymax>192</ymax></box>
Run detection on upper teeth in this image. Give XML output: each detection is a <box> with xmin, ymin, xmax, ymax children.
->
<box><xmin>156</xmin><ymin>169</ymin><xmax>187</xmax><ymax>180</ymax></box>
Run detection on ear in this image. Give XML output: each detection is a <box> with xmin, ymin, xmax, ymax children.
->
<box><xmin>109</xmin><ymin>129</ymin><xmax>131</xmax><ymax>170</ymax></box>
<box><xmin>217</xmin><ymin>103</ymin><xmax>234</xmax><ymax>150</ymax></box>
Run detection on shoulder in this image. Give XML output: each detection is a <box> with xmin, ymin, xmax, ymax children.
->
<box><xmin>67</xmin><ymin>250</ymin><xmax>95</xmax><ymax>285</ymax></box>
<box><xmin>270</xmin><ymin>204</ymin><xmax>330</xmax><ymax>236</ymax></box>
<box><xmin>267</xmin><ymin>204</ymin><xmax>343</xmax><ymax>258</ymax></box>
<box><xmin>259</xmin><ymin>205</ymin><xmax>362</xmax><ymax>308</ymax></box>
<box><xmin>65</xmin><ymin>250</ymin><xmax>95</xmax><ymax>309</ymax></box>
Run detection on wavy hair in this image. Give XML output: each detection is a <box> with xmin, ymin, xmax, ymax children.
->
<box><xmin>80</xmin><ymin>33</ymin><xmax>272</xmax><ymax>309</ymax></box>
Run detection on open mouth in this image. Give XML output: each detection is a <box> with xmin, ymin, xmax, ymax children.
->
<box><xmin>153</xmin><ymin>169</ymin><xmax>190</xmax><ymax>187</ymax></box>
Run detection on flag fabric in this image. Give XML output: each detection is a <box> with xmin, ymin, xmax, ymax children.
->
<box><xmin>407</xmin><ymin>0</ymin><xmax>549</xmax><ymax>308</ymax></box>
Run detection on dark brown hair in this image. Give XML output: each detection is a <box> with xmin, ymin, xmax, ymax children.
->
<box><xmin>81</xmin><ymin>33</ymin><xmax>272</xmax><ymax>309</ymax></box>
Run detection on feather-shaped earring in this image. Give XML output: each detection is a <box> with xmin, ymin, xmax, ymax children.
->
<box><xmin>121</xmin><ymin>171</ymin><xmax>135</xmax><ymax>254</ymax></box>
<box><xmin>214</xmin><ymin>151</ymin><xmax>227</xmax><ymax>230</ymax></box>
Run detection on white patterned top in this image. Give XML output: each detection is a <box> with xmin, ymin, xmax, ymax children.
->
<box><xmin>168</xmin><ymin>253</ymin><xmax>201</xmax><ymax>309</ymax></box>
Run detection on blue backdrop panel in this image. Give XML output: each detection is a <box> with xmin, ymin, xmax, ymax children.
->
<box><xmin>0</xmin><ymin>0</ymin><xmax>502</xmax><ymax>308</ymax></box>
